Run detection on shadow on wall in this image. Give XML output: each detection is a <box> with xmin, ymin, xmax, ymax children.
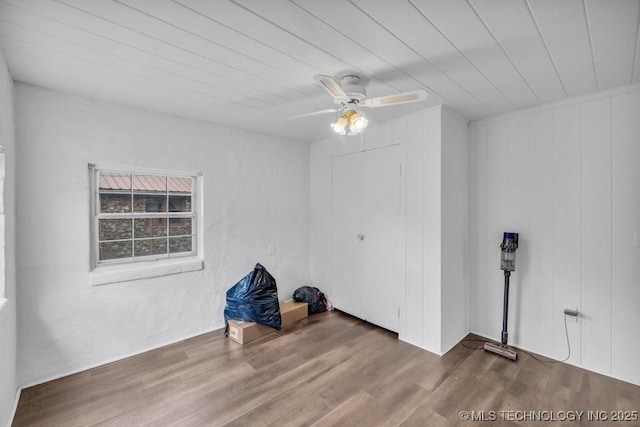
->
<box><xmin>18</xmin><ymin>305</ymin><xmax>73</xmax><ymax>386</ymax></box>
<box><xmin>512</xmin><ymin>236</ymin><xmax>529</xmax><ymax>346</ymax></box>
<box><xmin>17</xmin><ymin>264</ymin><xmax>98</xmax><ymax>386</ymax></box>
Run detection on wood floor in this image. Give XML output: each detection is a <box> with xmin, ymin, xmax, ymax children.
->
<box><xmin>13</xmin><ymin>311</ymin><xmax>640</xmax><ymax>426</ymax></box>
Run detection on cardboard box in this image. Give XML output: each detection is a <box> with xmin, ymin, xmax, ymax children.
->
<box><xmin>227</xmin><ymin>319</ymin><xmax>274</xmax><ymax>345</ymax></box>
<box><xmin>280</xmin><ymin>300</ymin><xmax>308</xmax><ymax>326</ymax></box>
<box><xmin>226</xmin><ymin>300</ymin><xmax>308</xmax><ymax>345</ymax></box>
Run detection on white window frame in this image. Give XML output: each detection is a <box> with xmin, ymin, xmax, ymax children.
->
<box><xmin>89</xmin><ymin>164</ymin><xmax>204</xmax><ymax>284</ymax></box>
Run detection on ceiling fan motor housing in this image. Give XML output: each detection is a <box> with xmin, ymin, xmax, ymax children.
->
<box><xmin>339</xmin><ymin>75</ymin><xmax>367</xmax><ymax>103</ymax></box>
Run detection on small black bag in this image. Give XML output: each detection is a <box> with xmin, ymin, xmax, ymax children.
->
<box><xmin>293</xmin><ymin>286</ymin><xmax>328</xmax><ymax>314</ymax></box>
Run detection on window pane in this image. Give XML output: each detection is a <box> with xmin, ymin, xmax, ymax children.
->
<box><xmin>169</xmin><ymin>195</ymin><xmax>191</xmax><ymax>212</ymax></box>
<box><xmin>100</xmin><ymin>193</ymin><xmax>131</xmax><ymax>213</ymax></box>
<box><xmin>99</xmin><ymin>241</ymin><xmax>132</xmax><ymax>260</ymax></box>
<box><xmin>94</xmin><ymin>169</ymin><xmax>198</xmax><ymax>266</ymax></box>
<box><xmin>134</xmin><ymin>238</ymin><xmax>167</xmax><ymax>257</ymax></box>
<box><xmin>134</xmin><ymin>218</ymin><xmax>167</xmax><ymax>238</ymax></box>
<box><xmin>169</xmin><ymin>236</ymin><xmax>192</xmax><ymax>254</ymax></box>
<box><xmin>167</xmin><ymin>176</ymin><xmax>192</xmax><ymax>193</ymax></box>
<box><xmin>100</xmin><ymin>219</ymin><xmax>132</xmax><ymax>241</ymax></box>
<box><xmin>133</xmin><ymin>174</ymin><xmax>166</xmax><ymax>192</ymax></box>
<box><xmin>169</xmin><ymin>218</ymin><xmax>192</xmax><ymax>236</ymax></box>
<box><xmin>99</xmin><ymin>171</ymin><xmax>130</xmax><ymax>191</ymax></box>
<box><xmin>134</xmin><ymin>194</ymin><xmax>166</xmax><ymax>213</ymax></box>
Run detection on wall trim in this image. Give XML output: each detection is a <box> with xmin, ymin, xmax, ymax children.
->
<box><xmin>472</xmin><ymin>82</ymin><xmax>640</xmax><ymax>126</ymax></box>
<box><xmin>19</xmin><ymin>324</ymin><xmax>224</xmax><ymax>390</ymax></box>
<box><xmin>7</xmin><ymin>387</ymin><xmax>20</xmax><ymax>427</ymax></box>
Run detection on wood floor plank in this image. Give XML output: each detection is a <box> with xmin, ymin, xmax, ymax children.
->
<box><xmin>373</xmin><ymin>382</ymin><xmax>432</xmax><ymax>426</ymax></box>
<box><xmin>310</xmin><ymin>390</ymin><xmax>385</xmax><ymax>427</ymax></box>
<box><xmin>12</xmin><ymin>311</ymin><xmax>640</xmax><ymax>426</ymax></box>
<box><xmin>398</xmin><ymin>403</ymin><xmax>449</xmax><ymax>427</ymax></box>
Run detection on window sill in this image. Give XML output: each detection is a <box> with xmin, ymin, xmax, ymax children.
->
<box><xmin>90</xmin><ymin>257</ymin><xmax>204</xmax><ymax>286</ymax></box>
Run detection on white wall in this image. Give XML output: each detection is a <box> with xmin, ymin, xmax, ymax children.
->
<box><xmin>0</xmin><ymin>51</ymin><xmax>17</xmax><ymax>427</ymax></box>
<box><xmin>15</xmin><ymin>84</ymin><xmax>310</xmax><ymax>387</ymax></box>
<box><xmin>469</xmin><ymin>85</ymin><xmax>640</xmax><ymax>385</ymax></box>
<box><xmin>408</xmin><ymin>106</ymin><xmax>469</xmax><ymax>355</ymax></box>
<box><xmin>405</xmin><ymin>108</ymin><xmax>442</xmax><ymax>353</ymax></box>
<box><xmin>440</xmin><ymin>108</ymin><xmax>469</xmax><ymax>353</ymax></box>
<box><xmin>310</xmin><ymin>105</ymin><xmax>469</xmax><ymax>355</ymax></box>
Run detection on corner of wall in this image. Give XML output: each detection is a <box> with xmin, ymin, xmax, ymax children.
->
<box><xmin>0</xmin><ymin>49</ymin><xmax>17</xmax><ymax>427</ymax></box>
<box><xmin>440</xmin><ymin>107</ymin><xmax>470</xmax><ymax>354</ymax></box>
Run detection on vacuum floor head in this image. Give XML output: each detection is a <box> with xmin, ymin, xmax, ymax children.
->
<box><xmin>484</xmin><ymin>342</ymin><xmax>517</xmax><ymax>361</ymax></box>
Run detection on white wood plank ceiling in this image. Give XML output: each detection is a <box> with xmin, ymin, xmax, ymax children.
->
<box><xmin>1</xmin><ymin>0</ymin><xmax>639</xmax><ymax>142</ymax></box>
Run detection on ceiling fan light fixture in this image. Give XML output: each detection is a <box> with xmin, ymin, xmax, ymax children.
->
<box><xmin>330</xmin><ymin>116</ymin><xmax>348</xmax><ymax>135</ymax></box>
<box><xmin>332</xmin><ymin>109</ymin><xmax>368</xmax><ymax>136</ymax></box>
<box><xmin>349</xmin><ymin>111</ymin><xmax>368</xmax><ymax>132</ymax></box>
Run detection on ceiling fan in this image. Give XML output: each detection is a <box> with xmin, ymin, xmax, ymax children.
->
<box><xmin>289</xmin><ymin>74</ymin><xmax>429</xmax><ymax>135</ymax></box>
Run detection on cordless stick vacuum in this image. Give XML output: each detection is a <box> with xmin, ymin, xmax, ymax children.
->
<box><xmin>484</xmin><ymin>232</ymin><xmax>519</xmax><ymax>361</ymax></box>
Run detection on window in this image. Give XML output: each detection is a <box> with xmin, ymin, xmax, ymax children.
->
<box><xmin>90</xmin><ymin>165</ymin><xmax>200</xmax><ymax>268</ymax></box>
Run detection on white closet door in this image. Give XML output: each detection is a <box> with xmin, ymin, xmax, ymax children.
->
<box><xmin>360</xmin><ymin>145</ymin><xmax>401</xmax><ymax>332</ymax></box>
<box><xmin>331</xmin><ymin>152</ymin><xmax>363</xmax><ymax>319</ymax></box>
<box><xmin>331</xmin><ymin>145</ymin><xmax>401</xmax><ymax>332</ymax></box>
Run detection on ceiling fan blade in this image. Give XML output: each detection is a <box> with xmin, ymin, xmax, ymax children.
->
<box><xmin>314</xmin><ymin>74</ymin><xmax>348</xmax><ymax>102</ymax></box>
<box><xmin>363</xmin><ymin>89</ymin><xmax>429</xmax><ymax>108</ymax></box>
<box><xmin>287</xmin><ymin>108</ymin><xmax>341</xmax><ymax>120</ymax></box>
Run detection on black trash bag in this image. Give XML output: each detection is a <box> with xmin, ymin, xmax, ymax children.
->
<box><xmin>293</xmin><ymin>286</ymin><xmax>328</xmax><ymax>314</ymax></box>
<box><xmin>224</xmin><ymin>263</ymin><xmax>281</xmax><ymax>330</ymax></box>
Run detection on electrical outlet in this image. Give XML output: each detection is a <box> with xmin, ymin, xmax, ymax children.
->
<box><xmin>267</xmin><ymin>244</ymin><xmax>275</xmax><ymax>256</ymax></box>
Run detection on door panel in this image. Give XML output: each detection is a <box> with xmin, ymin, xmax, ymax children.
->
<box><xmin>360</xmin><ymin>146</ymin><xmax>401</xmax><ymax>331</ymax></box>
<box><xmin>331</xmin><ymin>145</ymin><xmax>401</xmax><ymax>332</ymax></box>
<box><xmin>331</xmin><ymin>153</ymin><xmax>362</xmax><ymax>318</ymax></box>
